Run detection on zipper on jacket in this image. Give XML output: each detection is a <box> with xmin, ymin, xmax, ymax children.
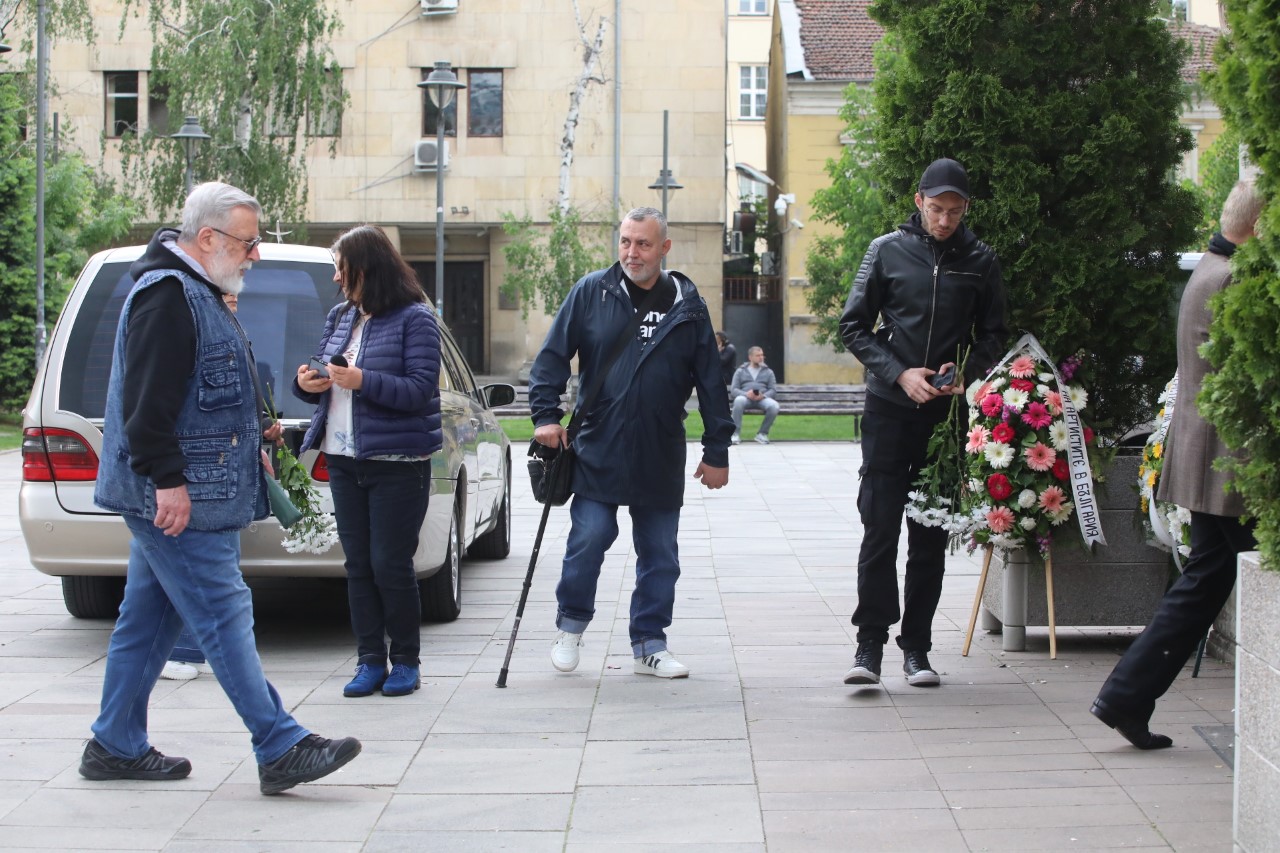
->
<box><xmin>923</xmin><ymin>244</ymin><xmax>940</xmax><ymax>370</ymax></box>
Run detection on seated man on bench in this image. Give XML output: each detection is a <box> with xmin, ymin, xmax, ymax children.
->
<box><xmin>730</xmin><ymin>346</ymin><xmax>781</xmax><ymax>445</ymax></box>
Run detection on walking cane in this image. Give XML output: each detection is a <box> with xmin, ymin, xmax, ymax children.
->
<box><xmin>496</xmin><ymin>495</ymin><xmax>554</xmax><ymax>688</ymax></box>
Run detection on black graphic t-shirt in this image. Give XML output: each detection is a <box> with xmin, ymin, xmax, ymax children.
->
<box><xmin>624</xmin><ymin>275</ymin><xmax>678</xmax><ymax>341</ymax></box>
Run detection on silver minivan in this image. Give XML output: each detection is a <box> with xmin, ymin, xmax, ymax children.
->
<box><xmin>20</xmin><ymin>243</ymin><xmax>515</xmax><ymax>620</ymax></box>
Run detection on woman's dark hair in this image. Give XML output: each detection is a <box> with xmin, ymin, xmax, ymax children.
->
<box><xmin>331</xmin><ymin>225</ymin><xmax>427</xmax><ymax>316</ymax></box>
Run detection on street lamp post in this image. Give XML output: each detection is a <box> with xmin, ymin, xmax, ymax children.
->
<box><xmin>647</xmin><ymin>110</ymin><xmax>682</xmax><ymax>267</ymax></box>
<box><xmin>171</xmin><ymin>116</ymin><xmax>211</xmax><ymax>196</ymax></box>
<box><xmin>417</xmin><ymin>61</ymin><xmax>466</xmax><ymax>320</ymax></box>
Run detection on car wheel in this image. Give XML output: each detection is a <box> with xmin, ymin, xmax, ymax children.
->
<box><xmin>469</xmin><ymin>465</ymin><xmax>512</xmax><ymax>559</ymax></box>
<box><xmin>420</xmin><ymin>499</ymin><xmax>462</xmax><ymax>623</ymax></box>
<box><xmin>62</xmin><ymin>576</ymin><xmax>125</xmax><ymax>619</ymax></box>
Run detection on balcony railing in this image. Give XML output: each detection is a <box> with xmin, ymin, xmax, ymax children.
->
<box><xmin>723</xmin><ymin>275</ymin><xmax>781</xmax><ymax>303</ymax></box>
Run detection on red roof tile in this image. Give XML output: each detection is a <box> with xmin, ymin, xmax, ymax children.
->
<box><xmin>1166</xmin><ymin>18</ymin><xmax>1222</xmax><ymax>85</ymax></box>
<box><xmin>793</xmin><ymin>0</ymin><xmax>883</xmax><ymax>81</ymax></box>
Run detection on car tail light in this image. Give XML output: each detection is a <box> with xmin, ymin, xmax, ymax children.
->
<box><xmin>22</xmin><ymin>428</ymin><xmax>100</xmax><ymax>482</ymax></box>
<box><xmin>311</xmin><ymin>452</ymin><xmax>330</xmax><ymax>482</ymax></box>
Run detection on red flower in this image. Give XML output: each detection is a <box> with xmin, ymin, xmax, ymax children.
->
<box><xmin>1021</xmin><ymin>402</ymin><xmax>1053</xmax><ymax>429</ymax></box>
<box><xmin>981</xmin><ymin>394</ymin><xmax>1004</xmax><ymax>417</ymax></box>
<box><xmin>1052</xmin><ymin>458</ymin><xmax>1070</xmax><ymax>480</ymax></box>
<box><xmin>1084</xmin><ymin>426</ymin><xmax>1094</xmax><ymax>444</ymax></box>
<box><xmin>991</xmin><ymin>423</ymin><xmax>1016</xmax><ymax>444</ymax></box>
<box><xmin>1010</xmin><ymin>378</ymin><xmax>1035</xmax><ymax>392</ymax></box>
<box><xmin>986</xmin><ymin>473</ymin><xmax>1012</xmax><ymax>501</ymax></box>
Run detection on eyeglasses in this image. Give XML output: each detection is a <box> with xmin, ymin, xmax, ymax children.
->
<box><xmin>209</xmin><ymin>227</ymin><xmax>262</xmax><ymax>254</ymax></box>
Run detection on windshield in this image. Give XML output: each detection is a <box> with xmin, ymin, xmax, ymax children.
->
<box><xmin>59</xmin><ymin>259</ymin><xmax>343</xmax><ymax>421</ymax></box>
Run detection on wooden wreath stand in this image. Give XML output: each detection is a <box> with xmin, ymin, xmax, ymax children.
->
<box><xmin>962</xmin><ymin>544</ymin><xmax>1058</xmax><ymax>659</ymax></box>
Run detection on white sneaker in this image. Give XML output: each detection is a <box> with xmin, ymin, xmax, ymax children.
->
<box><xmin>551</xmin><ymin>631</ymin><xmax>583</xmax><ymax>672</ymax></box>
<box><xmin>160</xmin><ymin>661</ymin><xmax>198</xmax><ymax>681</ymax></box>
<box><xmin>754</xmin><ymin>433</ymin><xmax>770</xmax><ymax>445</ymax></box>
<box><xmin>193</xmin><ymin>662</ymin><xmax>215</xmax><ymax>675</ymax></box>
<box><xmin>634</xmin><ymin>650</ymin><xmax>690</xmax><ymax>679</ymax></box>
<box><xmin>731</xmin><ymin>433</ymin><xmax>741</xmax><ymax>445</ymax></box>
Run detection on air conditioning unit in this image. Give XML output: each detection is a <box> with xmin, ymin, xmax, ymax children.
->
<box><xmin>420</xmin><ymin>0</ymin><xmax>459</xmax><ymax>14</ymax></box>
<box><xmin>729</xmin><ymin>230</ymin><xmax>744</xmax><ymax>254</ymax></box>
<box><xmin>413</xmin><ymin>139</ymin><xmax>450</xmax><ymax>172</ymax></box>
<box><xmin>760</xmin><ymin>251</ymin><xmax>778</xmax><ymax>275</ymax></box>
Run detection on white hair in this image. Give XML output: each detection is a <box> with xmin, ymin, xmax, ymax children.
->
<box><xmin>178</xmin><ymin>182</ymin><xmax>262</xmax><ymax>241</ymax></box>
<box><xmin>623</xmin><ymin>206</ymin><xmax>668</xmax><ymax>242</ymax></box>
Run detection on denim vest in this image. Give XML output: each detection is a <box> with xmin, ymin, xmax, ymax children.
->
<box><xmin>95</xmin><ymin>268</ymin><xmax>268</xmax><ymax>531</ymax></box>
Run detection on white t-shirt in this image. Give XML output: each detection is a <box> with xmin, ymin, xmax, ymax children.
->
<box><xmin>321</xmin><ymin>312</ymin><xmax>367</xmax><ymax>458</ymax></box>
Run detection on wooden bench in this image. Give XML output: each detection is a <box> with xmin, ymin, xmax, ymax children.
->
<box><xmin>494</xmin><ymin>384</ymin><xmax>868</xmax><ymax>440</ymax></box>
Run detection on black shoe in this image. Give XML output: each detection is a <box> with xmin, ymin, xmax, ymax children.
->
<box><xmin>843</xmin><ymin>641</ymin><xmax>883</xmax><ymax>685</ymax></box>
<box><xmin>903</xmin><ymin>650</ymin><xmax>940</xmax><ymax>686</ymax></box>
<box><xmin>1090</xmin><ymin>697</ymin><xmax>1173</xmax><ymax>750</ymax></box>
<box><xmin>79</xmin><ymin>738</ymin><xmax>192</xmax><ymax>782</ymax></box>
<box><xmin>258</xmin><ymin>734</ymin><xmax>362</xmax><ymax>795</ymax></box>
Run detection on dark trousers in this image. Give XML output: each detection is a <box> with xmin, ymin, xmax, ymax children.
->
<box><xmin>327</xmin><ymin>456</ymin><xmax>431</xmax><ymax>667</ymax></box>
<box><xmin>1096</xmin><ymin>511</ymin><xmax>1255</xmax><ymax>724</ymax></box>
<box><xmin>852</xmin><ymin>404</ymin><xmax>948</xmax><ymax>651</ymax></box>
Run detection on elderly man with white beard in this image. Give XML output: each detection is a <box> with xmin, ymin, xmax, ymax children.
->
<box><xmin>83</xmin><ymin>182</ymin><xmax>362</xmax><ymax>795</ymax></box>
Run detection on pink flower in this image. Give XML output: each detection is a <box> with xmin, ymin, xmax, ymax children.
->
<box><xmin>981</xmin><ymin>394</ymin><xmax>1004</xmax><ymax>417</ymax></box>
<box><xmin>1009</xmin><ymin>355</ymin><xmax>1038</xmax><ymax>378</ymax></box>
<box><xmin>1039</xmin><ymin>485</ymin><xmax>1067</xmax><ymax>513</ymax></box>
<box><xmin>966</xmin><ymin>425</ymin><xmax>988</xmax><ymax>453</ymax></box>
<box><xmin>1024</xmin><ymin>442</ymin><xmax>1056</xmax><ymax>472</ymax></box>
<box><xmin>991</xmin><ymin>423</ymin><xmax>1016</xmax><ymax>444</ymax></box>
<box><xmin>986</xmin><ymin>505</ymin><xmax>1016</xmax><ymax>533</ymax></box>
<box><xmin>1044</xmin><ymin>390</ymin><xmax>1063</xmax><ymax>414</ymax></box>
<box><xmin>986</xmin><ymin>473</ymin><xmax>1012</xmax><ymax>501</ymax></box>
<box><xmin>1021</xmin><ymin>402</ymin><xmax>1053</xmax><ymax>429</ymax></box>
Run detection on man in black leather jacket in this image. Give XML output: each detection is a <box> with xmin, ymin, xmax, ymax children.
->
<box><xmin>838</xmin><ymin>158</ymin><xmax>1008</xmax><ymax>688</ymax></box>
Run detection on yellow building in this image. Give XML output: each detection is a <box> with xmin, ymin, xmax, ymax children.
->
<box><xmin>14</xmin><ymin>0</ymin><xmax>729</xmax><ymax>378</ymax></box>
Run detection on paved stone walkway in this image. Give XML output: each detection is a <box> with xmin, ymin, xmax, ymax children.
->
<box><xmin>0</xmin><ymin>444</ymin><xmax>1233</xmax><ymax>851</ymax></box>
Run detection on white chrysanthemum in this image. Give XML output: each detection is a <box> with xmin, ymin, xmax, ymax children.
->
<box><xmin>1035</xmin><ymin>384</ymin><xmax>1053</xmax><ymax>398</ymax></box>
<box><xmin>1017</xmin><ymin>489</ymin><xmax>1037</xmax><ymax>509</ymax></box>
<box><xmin>1048</xmin><ymin>421</ymin><xmax>1071</xmax><ymax>452</ymax></box>
<box><xmin>908</xmin><ymin>490</ymin><xmax>926</xmax><ymax>503</ymax></box>
<box><xmin>1002</xmin><ymin>388</ymin><xmax>1029</xmax><ymax>409</ymax></box>
<box><xmin>1049</xmin><ymin>503</ymin><xmax>1075</xmax><ymax>526</ymax></box>
<box><xmin>1020</xmin><ymin>516</ymin><xmax>1037</xmax><ymax>531</ymax></box>
<box><xmin>1067</xmin><ymin>385</ymin><xmax>1088</xmax><ymax>410</ymax></box>
<box><xmin>988</xmin><ymin>376</ymin><xmax>1006</xmax><ymax>391</ymax></box>
<box><xmin>984</xmin><ymin>442</ymin><xmax>1014</xmax><ymax>469</ymax></box>
<box><xmin>990</xmin><ymin>533</ymin><xmax>1022</xmax><ymax>549</ymax></box>
<box><xmin>1038</xmin><ymin>372</ymin><xmax>1054</xmax><ymax>383</ymax></box>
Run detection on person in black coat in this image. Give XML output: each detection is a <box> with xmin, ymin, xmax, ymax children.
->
<box><xmin>716</xmin><ymin>332</ymin><xmax>737</xmax><ymax>386</ymax></box>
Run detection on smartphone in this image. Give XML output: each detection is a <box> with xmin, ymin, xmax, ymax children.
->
<box><xmin>307</xmin><ymin>356</ymin><xmax>330</xmax><ymax>379</ymax></box>
<box><xmin>929</xmin><ymin>365</ymin><xmax>956</xmax><ymax>389</ymax></box>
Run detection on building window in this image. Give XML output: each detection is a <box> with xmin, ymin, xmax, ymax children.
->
<box><xmin>739</xmin><ymin>66</ymin><xmax>767</xmax><ymax>119</ymax></box>
<box><xmin>148</xmin><ymin>80</ymin><xmax>171</xmax><ymax>136</ymax></box>
<box><xmin>422</xmin><ymin>68</ymin><xmax>457</xmax><ymax>137</ymax></box>
<box><xmin>105</xmin><ymin>72</ymin><xmax>139</xmax><ymax>137</ymax></box>
<box><xmin>468</xmin><ymin>69</ymin><xmax>503</xmax><ymax>137</ymax></box>
<box><xmin>307</xmin><ymin>68</ymin><xmax>344</xmax><ymax>138</ymax></box>
<box><xmin>738</xmin><ymin>0</ymin><xmax>767</xmax><ymax>13</ymax></box>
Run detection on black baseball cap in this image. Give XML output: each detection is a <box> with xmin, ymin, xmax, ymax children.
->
<box><xmin>918</xmin><ymin>158</ymin><xmax>970</xmax><ymax>200</ymax></box>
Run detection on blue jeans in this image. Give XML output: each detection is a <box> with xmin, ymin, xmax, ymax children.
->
<box><xmin>92</xmin><ymin>516</ymin><xmax>309</xmax><ymax>764</ymax></box>
<box><xmin>555</xmin><ymin>495</ymin><xmax>682</xmax><ymax>657</ymax></box>
<box><xmin>326</xmin><ymin>456</ymin><xmax>430</xmax><ymax>667</ymax></box>
<box><xmin>168</xmin><ymin>625</ymin><xmax>205</xmax><ymax>665</ymax></box>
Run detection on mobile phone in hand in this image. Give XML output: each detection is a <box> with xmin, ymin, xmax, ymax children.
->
<box><xmin>308</xmin><ymin>356</ymin><xmax>330</xmax><ymax>379</ymax></box>
<box><xmin>929</xmin><ymin>365</ymin><xmax>956</xmax><ymax>389</ymax></box>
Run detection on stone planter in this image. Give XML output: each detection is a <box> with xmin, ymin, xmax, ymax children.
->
<box><xmin>1234</xmin><ymin>551</ymin><xmax>1280</xmax><ymax>852</ymax></box>
<box><xmin>979</xmin><ymin>451</ymin><xmax>1176</xmax><ymax>650</ymax></box>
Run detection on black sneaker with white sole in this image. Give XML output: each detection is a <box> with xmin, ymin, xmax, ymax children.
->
<box><xmin>903</xmin><ymin>649</ymin><xmax>940</xmax><ymax>686</ymax></box>
<box><xmin>842</xmin><ymin>641</ymin><xmax>883</xmax><ymax>685</ymax></box>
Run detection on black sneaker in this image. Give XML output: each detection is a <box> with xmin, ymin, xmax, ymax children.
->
<box><xmin>903</xmin><ymin>649</ymin><xmax>940</xmax><ymax>686</ymax></box>
<box><xmin>258</xmin><ymin>734</ymin><xmax>362</xmax><ymax>795</ymax></box>
<box><xmin>842</xmin><ymin>641</ymin><xmax>883</xmax><ymax>685</ymax></box>
<box><xmin>79</xmin><ymin>738</ymin><xmax>192</xmax><ymax>782</ymax></box>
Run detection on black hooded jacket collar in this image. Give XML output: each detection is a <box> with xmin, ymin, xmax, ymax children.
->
<box><xmin>900</xmin><ymin>211</ymin><xmax>978</xmax><ymax>254</ymax></box>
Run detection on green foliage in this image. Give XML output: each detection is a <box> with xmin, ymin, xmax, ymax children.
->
<box><xmin>1185</xmin><ymin>124</ymin><xmax>1241</xmax><ymax>246</ymax></box>
<box><xmin>117</xmin><ymin>0</ymin><xmax>346</xmax><ymax>224</ymax></box>
<box><xmin>500</xmin><ymin>205</ymin><xmax>613</xmax><ymax>317</ymax></box>
<box><xmin>865</xmin><ymin>0</ymin><xmax>1200</xmax><ymax>439</ymax></box>
<box><xmin>1199</xmin><ymin>0</ymin><xmax>1280</xmax><ymax>569</ymax></box>
<box><xmin>0</xmin><ymin>77</ymin><xmax>135</xmax><ymax>413</ymax></box>
<box><xmin>804</xmin><ymin>84</ymin><xmax>889</xmax><ymax>349</ymax></box>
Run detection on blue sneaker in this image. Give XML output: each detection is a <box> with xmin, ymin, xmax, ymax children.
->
<box><xmin>382</xmin><ymin>663</ymin><xmax>421</xmax><ymax>696</ymax></box>
<box><xmin>342</xmin><ymin>663</ymin><xmax>387</xmax><ymax>697</ymax></box>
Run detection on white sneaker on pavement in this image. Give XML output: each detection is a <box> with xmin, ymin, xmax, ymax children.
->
<box><xmin>731</xmin><ymin>433</ymin><xmax>741</xmax><ymax>445</ymax></box>
<box><xmin>754</xmin><ymin>433</ymin><xmax>770</xmax><ymax>445</ymax></box>
<box><xmin>634</xmin><ymin>650</ymin><xmax>690</xmax><ymax>679</ymax></box>
<box><xmin>193</xmin><ymin>662</ymin><xmax>215</xmax><ymax>675</ymax></box>
<box><xmin>551</xmin><ymin>631</ymin><xmax>583</xmax><ymax>672</ymax></box>
<box><xmin>161</xmin><ymin>661</ymin><xmax>198</xmax><ymax>681</ymax></box>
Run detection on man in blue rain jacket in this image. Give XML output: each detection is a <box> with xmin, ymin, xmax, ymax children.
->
<box><xmin>530</xmin><ymin>206</ymin><xmax>733</xmax><ymax>679</ymax></box>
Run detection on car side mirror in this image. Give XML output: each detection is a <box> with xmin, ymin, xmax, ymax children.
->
<box><xmin>483</xmin><ymin>383</ymin><xmax>517</xmax><ymax>409</ymax></box>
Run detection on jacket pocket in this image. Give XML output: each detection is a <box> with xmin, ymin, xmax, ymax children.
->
<box><xmin>198</xmin><ymin>342</ymin><xmax>243</xmax><ymax>411</ymax></box>
<box><xmin>179</xmin><ymin>435</ymin><xmax>237</xmax><ymax>501</ymax></box>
